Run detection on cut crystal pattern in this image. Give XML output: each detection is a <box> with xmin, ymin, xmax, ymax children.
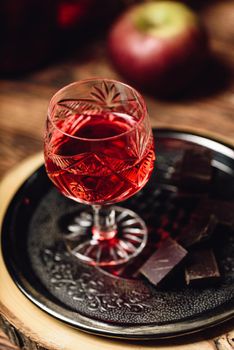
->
<box><xmin>90</xmin><ymin>81</ymin><xmax>121</xmax><ymax>108</ymax></box>
<box><xmin>56</xmin><ymin>81</ymin><xmax>140</xmax><ymax>115</ymax></box>
<box><xmin>65</xmin><ymin>206</ymin><xmax>147</xmax><ymax>266</ymax></box>
<box><xmin>57</xmin><ymin>99</ymin><xmax>102</xmax><ymax>115</ymax></box>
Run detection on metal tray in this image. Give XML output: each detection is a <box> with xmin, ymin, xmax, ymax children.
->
<box><xmin>1</xmin><ymin>129</ymin><xmax>234</xmax><ymax>339</ymax></box>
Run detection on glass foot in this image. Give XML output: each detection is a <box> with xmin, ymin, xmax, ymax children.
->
<box><xmin>64</xmin><ymin>206</ymin><xmax>147</xmax><ymax>266</ymax></box>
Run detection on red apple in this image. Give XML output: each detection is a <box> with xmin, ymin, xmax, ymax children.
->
<box><xmin>108</xmin><ymin>1</ymin><xmax>209</xmax><ymax>96</ymax></box>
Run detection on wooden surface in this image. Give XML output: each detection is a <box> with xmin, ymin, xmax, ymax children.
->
<box><xmin>0</xmin><ymin>0</ymin><xmax>234</xmax><ymax>349</ymax></box>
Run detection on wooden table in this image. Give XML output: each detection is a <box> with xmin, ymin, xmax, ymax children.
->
<box><xmin>0</xmin><ymin>1</ymin><xmax>234</xmax><ymax>349</ymax></box>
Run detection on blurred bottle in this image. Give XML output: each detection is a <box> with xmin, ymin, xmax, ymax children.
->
<box><xmin>0</xmin><ymin>0</ymin><xmax>57</xmax><ymax>75</ymax></box>
<box><xmin>0</xmin><ymin>0</ymin><xmax>124</xmax><ymax>76</ymax></box>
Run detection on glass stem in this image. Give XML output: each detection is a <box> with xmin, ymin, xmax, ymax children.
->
<box><xmin>92</xmin><ymin>205</ymin><xmax>117</xmax><ymax>241</ymax></box>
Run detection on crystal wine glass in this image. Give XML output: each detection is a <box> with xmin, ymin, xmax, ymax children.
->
<box><xmin>44</xmin><ymin>79</ymin><xmax>155</xmax><ymax>266</ymax></box>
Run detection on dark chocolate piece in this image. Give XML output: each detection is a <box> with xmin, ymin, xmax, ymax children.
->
<box><xmin>140</xmin><ymin>238</ymin><xmax>187</xmax><ymax>286</ymax></box>
<box><xmin>178</xmin><ymin>214</ymin><xmax>218</xmax><ymax>248</ymax></box>
<box><xmin>193</xmin><ymin>198</ymin><xmax>234</xmax><ymax>228</ymax></box>
<box><xmin>185</xmin><ymin>248</ymin><xmax>220</xmax><ymax>287</ymax></box>
<box><xmin>177</xmin><ymin>147</ymin><xmax>212</xmax><ymax>192</ymax></box>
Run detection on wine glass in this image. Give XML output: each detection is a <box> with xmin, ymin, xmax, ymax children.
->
<box><xmin>44</xmin><ymin>78</ymin><xmax>155</xmax><ymax>266</ymax></box>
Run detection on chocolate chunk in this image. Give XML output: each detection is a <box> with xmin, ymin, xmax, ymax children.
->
<box><xmin>140</xmin><ymin>238</ymin><xmax>187</xmax><ymax>286</ymax></box>
<box><xmin>177</xmin><ymin>147</ymin><xmax>212</xmax><ymax>192</ymax></box>
<box><xmin>193</xmin><ymin>198</ymin><xmax>234</xmax><ymax>228</ymax></box>
<box><xmin>178</xmin><ymin>214</ymin><xmax>218</xmax><ymax>248</ymax></box>
<box><xmin>185</xmin><ymin>249</ymin><xmax>220</xmax><ymax>287</ymax></box>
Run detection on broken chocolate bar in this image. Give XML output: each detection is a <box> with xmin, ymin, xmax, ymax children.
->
<box><xmin>185</xmin><ymin>248</ymin><xmax>220</xmax><ymax>287</ymax></box>
<box><xmin>140</xmin><ymin>237</ymin><xmax>187</xmax><ymax>286</ymax></box>
<box><xmin>193</xmin><ymin>198</ymin><xmax>234</xmax><ymax>228</ymax></box>
<box><xmin>178</xmin><ymin>214</ymin><xmax>218</xmax><ymax>248</ymax></box>
<box><xmin>177</xmin><ymin>147</ymin><xmax>212</xmax><ymax>192</ymax></box>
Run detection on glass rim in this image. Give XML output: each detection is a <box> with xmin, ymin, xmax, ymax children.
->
<box><xmin>47</xmin><ymin>78</ymin><xmax>148</xmax><ymax>142</ymax></box>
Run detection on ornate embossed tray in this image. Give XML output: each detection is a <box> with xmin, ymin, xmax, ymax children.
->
<box><xmin>1</xmin><ymin>130</ymin><xmax>234</xmax><ymax>339</ymax></box>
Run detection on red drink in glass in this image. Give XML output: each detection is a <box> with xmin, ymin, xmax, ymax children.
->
<box><xmin>44</xmin><ymin>79</ymin><xmax>155</xmax><ymax>266</ymax></box>
<box><xmin>45</xmin><ymin>110</ymin><xmax>155</xmax><ymax>204</ymax></box>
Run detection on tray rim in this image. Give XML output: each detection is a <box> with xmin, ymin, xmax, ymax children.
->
<box><xmin>1</xmin><ymin>128</ymin><xmax>234</xmax><ymax>340</ymax></box>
